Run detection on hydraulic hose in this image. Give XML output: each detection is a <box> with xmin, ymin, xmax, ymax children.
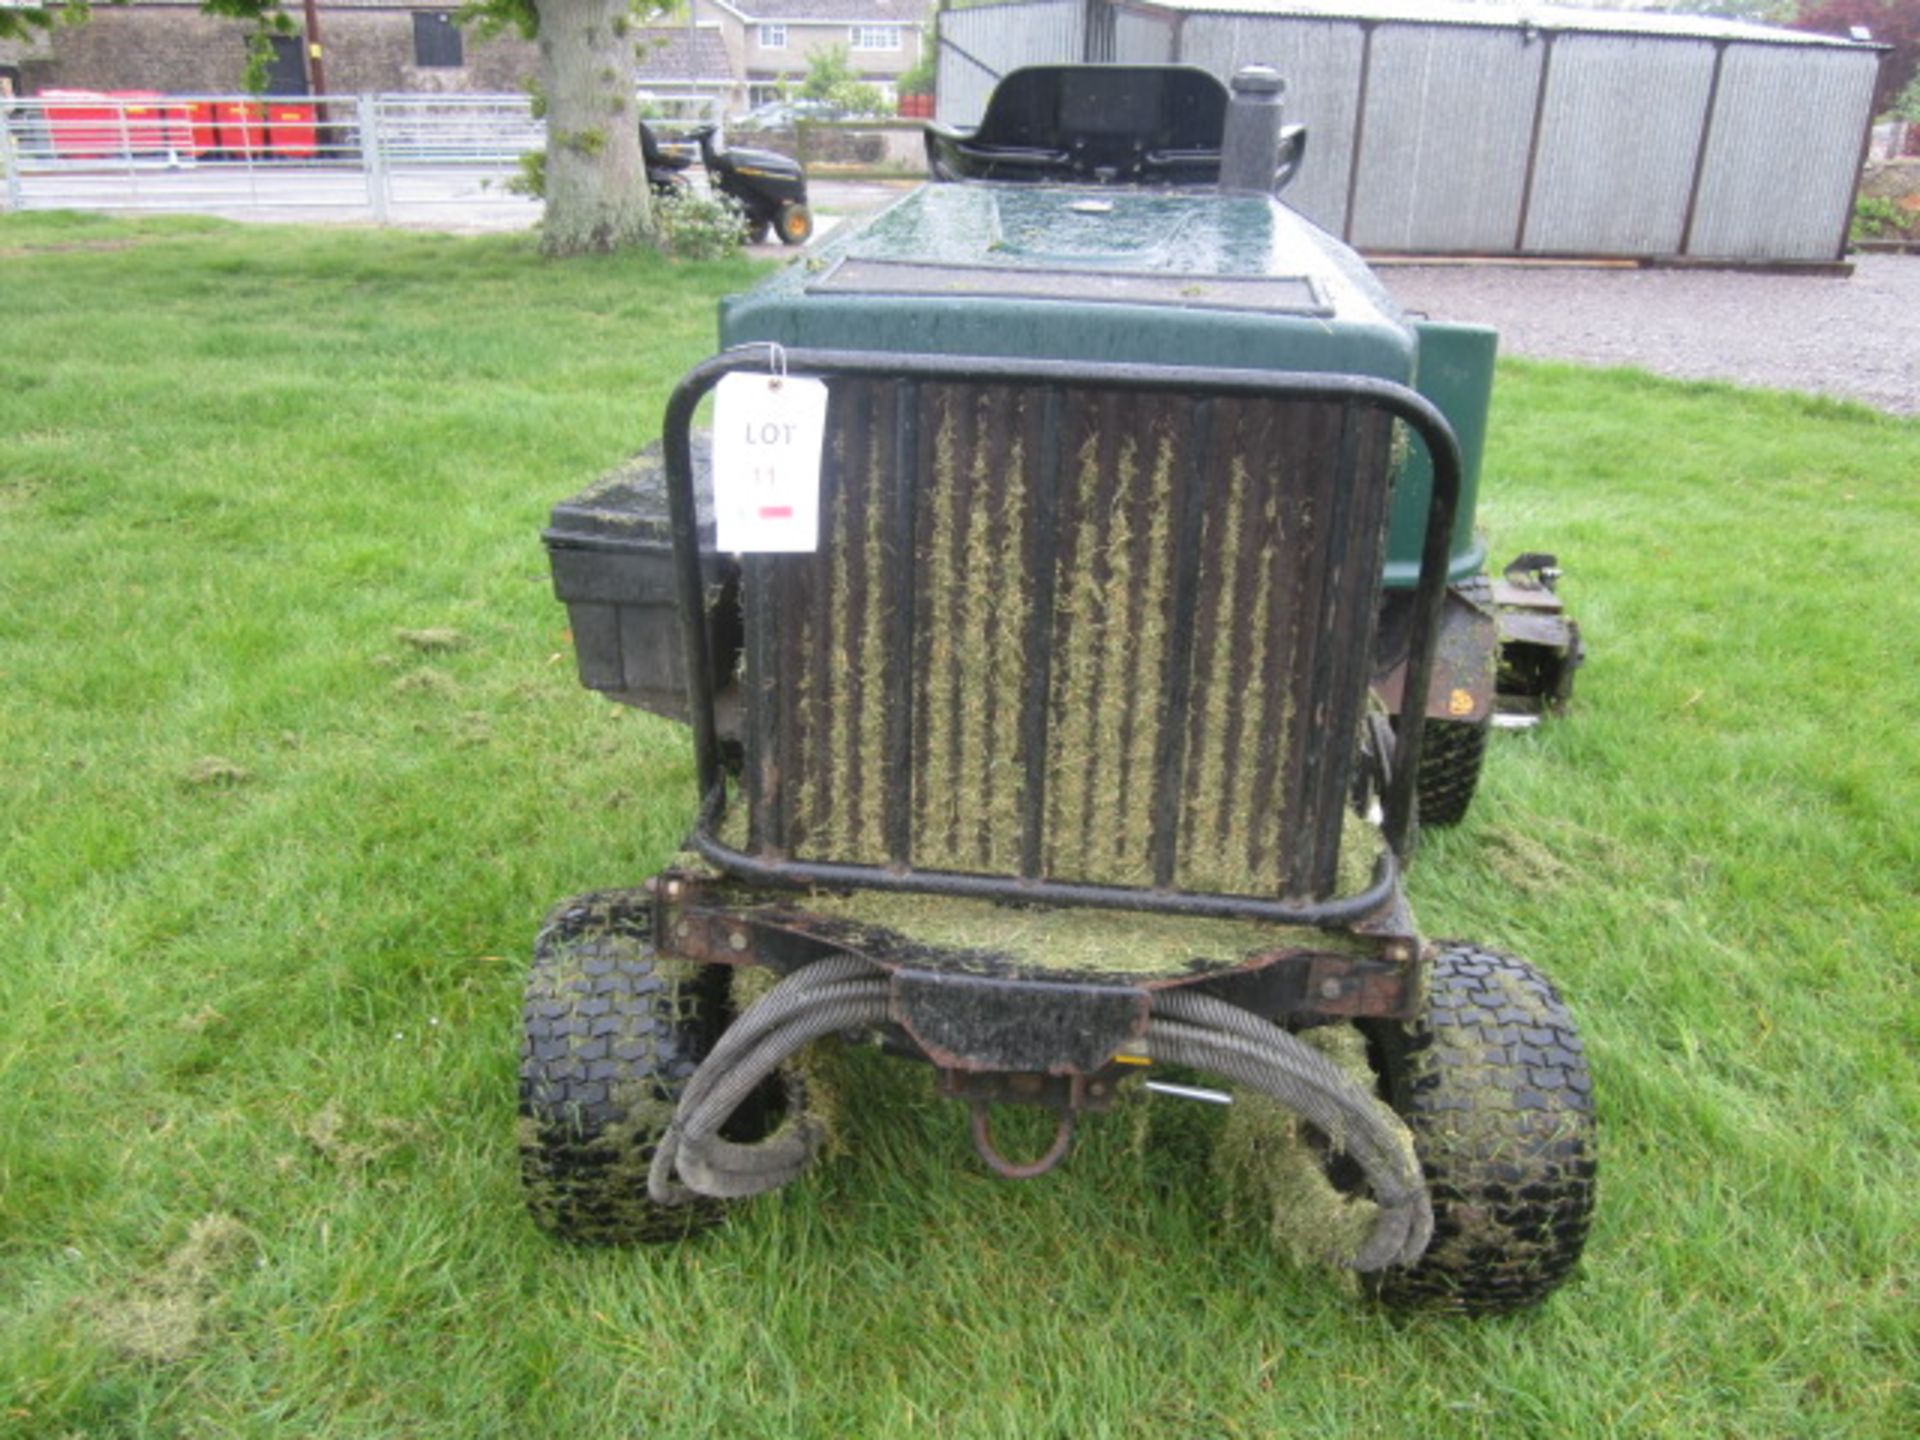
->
<box><xmin>649</xmin><ymin>955</ymin><xmax>890</xmax><ymax>1206</ymax></box>
<box><xmin>1146</xmin><ymin>989</ymin><xmax>1433</xmax><ymax>1271</ymax></box>
<box><xmin>652</xmin><ymin>955</ymin><xmax>1433</xmax><ymax>1271</ymax></box>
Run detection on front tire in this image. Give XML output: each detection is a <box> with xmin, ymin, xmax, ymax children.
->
<box><xmin>1372</xmin><ymin>944</ymin><xmax>1596</xmax><ymax>1314</ymax></box>
<box><xmin>518</xmin><ymin>891</ymin><xmax>728</xmax><ymax>1244</ymax></box>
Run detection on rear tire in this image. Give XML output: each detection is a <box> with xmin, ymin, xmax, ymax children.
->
<box><xmin>774</xmin><ymin>202</ymin><xmax>814</xmax><ymax>246</ymax></box>
<box><xmin>1371</xmin><ymin>944</ymin><xmax>1596</xmax><ymax>1314</ymax></box>
<box><xmin>518</xmin><ymin>891</ymin><xmax>728</xmax><ymax>1244</ymax></box>
<box><xmin>1414</xmin><ymin>717</ymin><xmax>1490</xmax><ymax>827</ymax></box>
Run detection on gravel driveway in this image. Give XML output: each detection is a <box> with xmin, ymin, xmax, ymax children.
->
<box><xmin>807</xmin><ymin>181</ymin><xmax>1917</xmax><ymax>417</ymax></box>
<box><xmin>1379</xmin><ymin>255</ymin><xmax>1919</xmax><ymax>417</ymax></box>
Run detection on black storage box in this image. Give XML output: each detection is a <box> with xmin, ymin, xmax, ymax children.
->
<box><xmin>543</xmin><ymin>437</ymin><xmax>740</xmax><ymax>725</ymax></box>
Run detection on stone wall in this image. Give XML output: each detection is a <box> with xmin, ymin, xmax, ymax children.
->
<box><xmin>3</xmin><ymin>5</ymin><xmax>537</xmax><ymax>96</ymax></box>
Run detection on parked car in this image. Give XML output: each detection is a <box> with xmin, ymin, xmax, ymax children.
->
<box><xmin>733</xmin><ymin>98</ymin><xmax>849</xmax><ymax>131</ymax></box>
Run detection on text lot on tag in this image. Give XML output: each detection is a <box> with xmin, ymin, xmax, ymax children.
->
<box><xmin>712</xmin><ymin>372</ymin><xmax>830</xmax><ymax>553</ymax></box>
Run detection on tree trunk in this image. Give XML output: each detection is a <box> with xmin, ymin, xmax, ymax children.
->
<box><xmin>535</xmin><ymin>0</ymin><xmax>650</xmax><ymax>255</ymax></box>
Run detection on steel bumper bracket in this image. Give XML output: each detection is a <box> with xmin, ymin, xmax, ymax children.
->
<box><xmin>890</xmin><ymin>968</ymin><xmax>1150</xmax><ymax>1076</ymax></box>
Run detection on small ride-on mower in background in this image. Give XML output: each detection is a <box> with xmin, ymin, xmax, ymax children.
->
<box><xmin>640</xmin><ymin>120</ymin><xmax>815</xmax><ymax>246</ymax></box>
<box><xmin>640</xmin><ymin>121</ymin><xmax>698</xmax><ymax>198</ymax></box>
<box><xmin>533</xmin><ymin>65</ymin><xmax>1594</xmax><ymax>1314</ymax></box>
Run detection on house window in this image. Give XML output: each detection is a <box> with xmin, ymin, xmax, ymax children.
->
<box><xmin>851</xmin><ymin>25</ymin><xmax>901</xmax><ymax>52</ymax></box>
<box><xmin>758</xmin><ymin>24</ymin><xmax>787</xmax><ymax>50</ymax></box>
<box><xmin>413</xmin><ymin>12</ymin><xmax>465</xmax><ymax>69</ymax></box>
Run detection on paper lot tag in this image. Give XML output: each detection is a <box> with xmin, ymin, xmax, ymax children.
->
<box><xmin>712</xmin><ymin>372</ymin><xmax>829</xmax><ymax>553</ymax></box>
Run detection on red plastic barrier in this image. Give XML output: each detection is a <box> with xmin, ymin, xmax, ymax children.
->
<box><xmin>108</xmin><ymin>91</ymin><xmax>192</xmax><ymax>155</ymax></box>
<box><xmin>185</xmin><ymin>101</ymin><xmax>223</xmax><ymax>159</ymax></box>
<box><xmin>266</xmin><ymin>102</ymin><xmax>317</xmax><ymax>160</ymax></box>
<box><xmin>41</xmin><ymin>89</ymin><xmax>119</xmax><ymax>158</ymax></box>
<box><xmin>217</xmin><ymin>100</ymin><xmax>267</xmax><ymax>158</ymax></box>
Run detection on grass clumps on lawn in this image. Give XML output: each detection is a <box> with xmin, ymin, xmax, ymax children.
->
<box><xmin>82</xmin><ymin>1214</ymin><xmax>257</xmax><ymax>1366</ymax></box>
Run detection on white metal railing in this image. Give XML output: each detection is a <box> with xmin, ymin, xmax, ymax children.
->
<box><xmin>0</xmin><ymin>92</ymin><xmax>559</xmax><ymax>224</ymax></box>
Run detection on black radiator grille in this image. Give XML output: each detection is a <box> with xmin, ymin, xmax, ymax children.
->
<box><xmin>742</xmin><ymin>377</ymin><xmax>1393</xmax><ymax>902</ymax></box>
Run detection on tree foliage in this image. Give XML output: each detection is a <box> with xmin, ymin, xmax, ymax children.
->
<box><xmin>460</xmin><ymin>0</ymin><xmax>539</xmax><ymax>45</ymax></box>
<box><xmin>797</xmin><ymin>44</ymin><xmax>886</xmax><ymax>117</ymax></box>
<box><xmin>1</xmin><ymin>1</ymin><xmax>286</xmax><ymax>42</ymax></box>
<box><xmin>1690</xmin><ymin>1</ymin><xmax>1803</xmax><ymax>22</ymax></box>
<box><xmin>1794</xmin><ymin>0</ymin><xmax>1920</xmax><ymax>115</ymax></box>
<box><xmin>895</xmin><ymin>30</ymin><xmax>936</xmax><ymax>99</ymax></box>
<box><xmin>1896</xmin><ymin>69</ymin><xmax>1920</xmax><ymax>123</ymax></box>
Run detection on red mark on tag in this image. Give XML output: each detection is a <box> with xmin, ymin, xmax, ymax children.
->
<box><xmin>759</xmin><ymin>505</ymin><xmax>794</xmax><ymax>520</ymax></box>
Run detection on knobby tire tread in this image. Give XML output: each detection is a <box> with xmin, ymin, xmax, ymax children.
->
<box><xmin>518</xmin><ymin>892</ymin><xmax>726</xmax><ymax>1245</ymax></box>
<box><xmin>1371</xmin><ymin>944</ymin><xmax>1596</xmax><ymax>1314</ymax></box>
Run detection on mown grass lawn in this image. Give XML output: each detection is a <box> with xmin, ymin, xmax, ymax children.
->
<box><xmin>1</xmin><ymin>213</ymin><xmax>1915</xmax><ymax>1439</ymax></box>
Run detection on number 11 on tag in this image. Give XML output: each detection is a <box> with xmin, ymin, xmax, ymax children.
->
<box><xmin>712</xmin><ymin>371</ymin><xmax>830</xmax><ymax>553</ymax></box>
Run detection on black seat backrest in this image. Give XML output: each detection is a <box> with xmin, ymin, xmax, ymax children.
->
<box><xmin>976</xmin><ymin>66</ymin><xmax>1226</xmax><ymax>153</ymax></box>
<box><xmin>929</xmin><ymin>66</ymin><xmax>1228</xmax><ymax>184</ymax></box>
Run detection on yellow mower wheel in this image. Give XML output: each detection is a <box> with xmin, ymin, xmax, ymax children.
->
<box><xmin>775</xmin><ymin>202</ymin><xmax>814</xmax><ymax>246</ymax></box>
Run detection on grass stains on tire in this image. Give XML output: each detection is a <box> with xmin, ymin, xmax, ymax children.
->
<box><xmin>1372</xmin><ymin>944</ymin><xmax>1596</xmax><ymax>1315</ymax></box>
<box><xmin>518</xmin><ymin>890</ymin><xmax>728</xmax><ymax>1244</ymax></box>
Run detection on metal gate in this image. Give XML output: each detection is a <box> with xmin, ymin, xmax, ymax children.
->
<box><xmin>1</xmin><ymin>92</ymin><xmax>546</xmax><ymax>226</ymax></box>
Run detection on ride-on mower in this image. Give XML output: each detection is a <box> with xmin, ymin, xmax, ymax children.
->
<box><xmin>639</xmin><ymin>121</ymin><xmax>698</xmax><ymax>199</ymax></box>
<box><xmin>697</xmin><ymin>123</ymin><xmax>814</xmax><ymax>246</ymax></box>
<box><xmin>527</xmin><ymin>65</ymin><xmax>1594</xmax><ymax>1314</ymax></box>
<box><xmin>639</xmin><ymin>120</ymin><xmax>815</xmax><ymax>246</ymax></box>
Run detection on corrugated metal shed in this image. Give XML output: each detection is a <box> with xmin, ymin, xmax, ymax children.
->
<box><xmin>936</xmin><ymin>0</ymin><xmax>1086</xmax><ymax>129</ymax></box>
<box><xmin>936</xmin><ymin>0</ymin><xmax>1883</xmax><ymax>262</ymax></box>
<box><xmin>1521</xmin><ymin>32</ymin><xmax>1717</xmax><ymax>255</ymax></box>
<box><xmin>1686</xmin><ymin>42</ymin><xmax>1878</xmax><ymax>261</ymax></box>
<box><xmin>1346</xmin><ymin>23</ymin><xmax>1538</xmax><ymax>252</ymax></box>
<box><xmin>1176</xmin><ymin>14</ymin><xmax>1367</xmax><ymax>226</ymax></box>
<box><xmin>1113</xmin><ymin>6</ymin><xmax>1179</xmax><ymax>64</ymax></box>
<box><xmin>1122</xmin><ymin>0</ymin><xmax>1862</xmax><ymax>48</ymax></box>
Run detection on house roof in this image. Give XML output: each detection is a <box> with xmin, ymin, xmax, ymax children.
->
<box><xmin>635</xmin><ymin>27</ymin><xmax>734</xmax><ymax>82</ymax></box>
<box><xmin>706</xmin><ymin>0</ymin><xmax>930</xmax><ymax>25</ymax></box>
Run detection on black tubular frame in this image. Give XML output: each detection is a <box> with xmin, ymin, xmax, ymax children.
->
<box><xmin>663</xmin><ymin>345</ymin><xmax>1462</xmax><ymax>925</ymax></box>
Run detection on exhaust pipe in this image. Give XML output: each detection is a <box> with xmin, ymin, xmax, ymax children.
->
<box><xmin>1221</xmin><ymin>65</ymin><xmax>1287</xmax><ymax>195</ymax></box>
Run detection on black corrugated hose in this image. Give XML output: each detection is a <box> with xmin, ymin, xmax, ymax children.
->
<box><xmin>649</xmin><ymin>954</ymin><xmax>1433</xmax><ymax>1272</ymax></box>
<box><xmin>648</xmin><ymin>954</ymin><xmax>890</xmax><ymax>1206</ymax></box>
